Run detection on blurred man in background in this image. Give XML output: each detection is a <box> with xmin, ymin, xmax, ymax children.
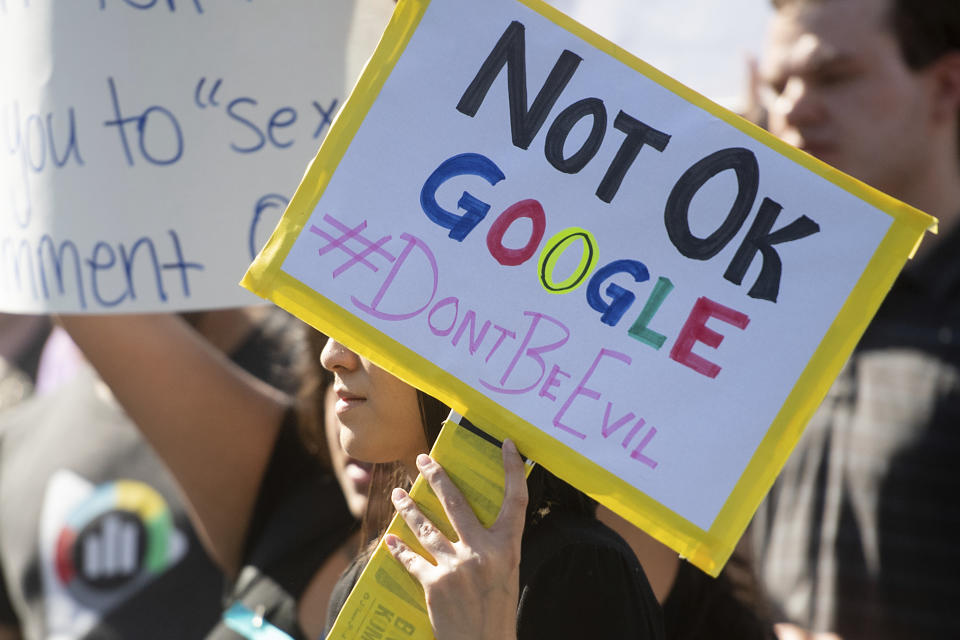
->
<box><xmin>751</xmin><ymin>1</ymin><xmax>960</xmax><ymax>638</ymax></box>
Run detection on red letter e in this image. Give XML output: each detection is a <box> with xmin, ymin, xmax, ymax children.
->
<box><xmin>669</xmin><ymin>297</ymin><xmax>749</xmax><ymax>378</ymax></box>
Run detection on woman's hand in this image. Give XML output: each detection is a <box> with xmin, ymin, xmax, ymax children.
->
<box><xmin>385</xmin><ymin>439</ymin><xmax>528</xmax><ymax>640</ymax></box>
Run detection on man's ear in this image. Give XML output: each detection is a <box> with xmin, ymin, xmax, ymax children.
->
<box><xmin>928</xmin><ymin>51</ymin><xmax>960</xmax><ymax>123</ymax></box>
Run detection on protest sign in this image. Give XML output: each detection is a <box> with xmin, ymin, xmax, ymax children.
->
<box><xmin>243</xmin><ymin>0</ymin><xmax>934</xmax><ymax>574</ymax></box>
<box><xmin>0</xmin><ymin>0</ymin><xmax>392</xmax><ymax>313</ymax></box>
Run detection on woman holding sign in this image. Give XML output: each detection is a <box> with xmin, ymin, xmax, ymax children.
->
<box><xmin>318</xmin><ymin>336</ymin><xmax>665</xmax><ymax>639</ymax></box>
<box><xmin>58</xmin><ymin>313</ymin><xmax>663</xmax><ymax>638</ymax></box>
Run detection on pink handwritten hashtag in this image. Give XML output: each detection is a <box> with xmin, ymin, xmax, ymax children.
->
<box><xmin>309</xmin><ymin>214</ymin><xmax>396</xmax><ymax>278</ymax></box>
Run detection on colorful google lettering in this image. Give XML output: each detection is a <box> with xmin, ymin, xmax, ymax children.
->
<box><xmin>417</xmin><ymin>20</ymin><xmax>821</xmax><ymax>379</ymax></box>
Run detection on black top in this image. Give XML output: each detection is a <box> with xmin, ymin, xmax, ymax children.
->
<box><xmin>324</xmin><ymin>509</ymin><xmax>665</xmax><ymax>639</ymax></box>
<box><xmin>752</xmin><ymin>224</ymin><xmax>960</xmax><ymax>638</ymax></box>
<box><xmin>516</xmin><ymin>509</ymin><xmax>664</xmax><ymax>638</ymax></box>
<box><xmin>663</xmin><ymin>558</ymin><xmax>775</xmax><ymax>640</ymax></box>
<box><xmin>0</xmin><ymin>367</ymin><xmax>225</xmax><ymax>639</ymax></box>
<box><xmin>206</xmin><ymin>410</ymin><xmax>356</xmax><ymax>640</ymax></box>
<box><xmin>0</xmin><ymin>308</ymin><xmax>307</xmax><ymax>640</ymax></box>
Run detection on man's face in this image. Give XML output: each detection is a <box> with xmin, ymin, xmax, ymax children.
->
<box><xmin>761</xmin><ymin>0</ymin><xmax>936</xmax><ymax>198</ymax></box>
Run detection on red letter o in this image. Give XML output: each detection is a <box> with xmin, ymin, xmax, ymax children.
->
<box><xmin>486</xmin><ymin>199</ymin><xmax>546</xmax><ymax>266</ymax></box>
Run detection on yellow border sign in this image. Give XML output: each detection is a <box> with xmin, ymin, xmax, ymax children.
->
<box><xmin>243</xmin><ymin>0</ymin><xmax>933</xmax><ymax>575</ymax></box>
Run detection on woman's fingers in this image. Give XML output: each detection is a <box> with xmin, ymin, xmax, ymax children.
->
<box><xmin>415</xmin><ymin>453</ymin><xmax>480</xmax><ymax>542</ymax></box>
<box><xmin>391</xmin><ymin>487</ymin><xmax>455</xmax><ymax>557</ymax></box>
<box><xmin>384</xmin><ymin>534</ymin><xmax>433</xmax><ymax>582</ymax></box>
<box><xmin>493</xmin><ymin>439</ymin><xmax>528</xmax><ymax>539</ymax></box>
<box><xmin>388</xmin><ymin>444</ymin><xmax>526</xmax><ymax>640</ymax></box>
<box><xmin>410</xmin><ymin>440</ymin><xmax>528</xmax><ymax>545</ymax></box>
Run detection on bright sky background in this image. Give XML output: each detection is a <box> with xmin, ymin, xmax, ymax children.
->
<box><xmin>545</xmin><ymin>0</ymin><xmax>774</xmax><ymax>110</ymax></box>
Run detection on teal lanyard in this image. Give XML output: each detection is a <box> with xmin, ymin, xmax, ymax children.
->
<box><xmin>222</xmin><ymin>601</ymin><xmax>297</xmax><ymax>640</ymax></box>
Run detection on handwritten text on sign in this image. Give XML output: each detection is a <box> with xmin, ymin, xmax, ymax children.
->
<box><xmin>276</xmin><ymin>0</ymin><xmax>895</xmax><ymax>530</ymax></box>
<box><xmin>0</xmin><ymin>0</ymin><xmax>391</xmax><ymax>312</ymax></box>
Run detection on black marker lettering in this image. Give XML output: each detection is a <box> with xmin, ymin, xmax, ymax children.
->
<box><xmin>596</xmin><ymin>111</ymin><xmax>670</xmax><ymax>203</ymax></box>
<box><xmin>664</xmin><ymin>147</ymin><xmax>759</xmax><ymax>260</ymax></box>
<box><xmin>723</xmin><ymin>197</ymin><xmax>820</xmax><ymax>302</ymax></box>
<box><xmin>544</xmin><ymin>97</ymin><xmax>606</xmax><ymax>174</ymax></box>
<box><xmin>457</xmin><ymin>21</ymin><xmax>582</xmax><ymax>150</ymax></box>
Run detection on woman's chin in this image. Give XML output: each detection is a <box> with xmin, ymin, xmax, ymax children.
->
<box><xmin>340</xmin><ymin>431</ymin><xmax>396</xmax><ymax>466</ymax></box>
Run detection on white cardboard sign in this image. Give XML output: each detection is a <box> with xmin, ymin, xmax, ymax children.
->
<box><xmin>0</xmin><ymin>0</ymin><xmax>392</xmax><ymax>313</ymax></box>
<box><xmin>244</xmin><ymin>0</ymin><xmax>932</xmax><ymax>573</ymax></box>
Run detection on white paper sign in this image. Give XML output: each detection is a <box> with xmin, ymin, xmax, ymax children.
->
<box><xmin>244</xmin><ymin>0</ymin><xmax>931</xmax><ymax>572</ymax></box>
<box><xmin>0</xmin><ymin>0</ymin><xmax>392</xmax><ymax>313</ymax></box>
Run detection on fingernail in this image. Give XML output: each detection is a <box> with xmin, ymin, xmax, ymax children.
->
<box><xmin>503</xmin><ymin>438</ymin><xmax>516</xmax><ymax>453</ymax></box>
<box><xmin>391</xmin><ymin>487</ymin><xmax>405</xmax><ymax>502</ymax></box>
<box><xmin>416</xmin><ymin>453</ymin><xmax>432</xmax><ymax>469</ymax></box>
<box><xmin>384</xmin><ymin>534</ymin><xmax>398</xmax><ymax>549</ymax></box>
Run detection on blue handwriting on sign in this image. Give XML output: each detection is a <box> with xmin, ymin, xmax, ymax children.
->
<box><xmin>0</xmin><ymin>229</ymin><xmax>203</xmax><ymax>309</ymax></box>
<box><xmin>2</xmin><ymin>100</ymin><xmax>86</xmax><ymax>229</ymax></box>
<box><xmin>2</xmin><ymin>0</ymin><xmax>255</xmax><ymax>15</ymax></box>
<box><xmin>3</xmin><ymin>79</ymin><xmax>338</xmax><ymax>176</ymax></box>
<box><xmin>98</xmin><ymin>0</ymin><xmax>206</xmax><ymax>14</ymax></box>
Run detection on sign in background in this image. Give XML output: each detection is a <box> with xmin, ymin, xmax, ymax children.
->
<box><xmin>0</xmin><ymin>0</ymin><xmax>393</xmax><ymax>313</ymax></box>
<box><xmin>244</xmin><ymin>0</ymin><xmax>933</xmax><ymax>574</ymax></box>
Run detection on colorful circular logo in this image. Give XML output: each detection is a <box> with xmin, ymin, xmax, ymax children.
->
<box><xmin>54</xmin><ymin>480</ymin><xmax>175</xmax><ymax>592</ymax></box>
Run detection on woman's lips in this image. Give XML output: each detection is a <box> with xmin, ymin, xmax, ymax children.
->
<box><xmin>334</xmin><ymin>388</ymin><xmax>365</xmax><ymax>415</ymax></box>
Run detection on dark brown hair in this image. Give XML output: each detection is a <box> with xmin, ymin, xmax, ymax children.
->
<box><xmin>297</xmin><ymin>328</ymin><xmax>337</xmax><ymax>466</ymax></box>
<box><xmin>357</xmin><ymin>390</ymin><xmax>450</xmax><ymax>545</ymax></box>
<box><xmin>771</xmin><ymin>0</ymin><xmax>960</xmax><ymax>156</ymax></box>
<box><xmin>771</xmin><ymin>0</ymin><xmax>959</xmax><ymax>68</ymax></box>
<box><xmin>300</xmin><ymin>329</ymin><xmax>595</xmax><ymax>556</ymax></box>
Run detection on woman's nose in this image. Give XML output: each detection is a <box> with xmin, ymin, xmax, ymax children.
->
<box><xmin>320</xmin><ymin>338</ymin><xmax>360</xmax><ymax>373</ymax></box>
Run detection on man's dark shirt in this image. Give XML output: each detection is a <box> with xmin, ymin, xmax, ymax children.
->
<box><xmin>753</xmin><ymin>225</ymin><xmax>960</xmax><ymax>639</ymax></box>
